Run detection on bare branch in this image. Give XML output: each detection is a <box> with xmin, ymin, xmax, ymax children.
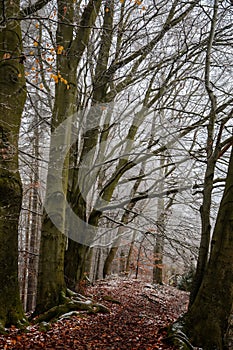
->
<box><xmin>97</xmin><ymin>186</ymin><xmax>190</xmax><ymax>212</ymax></box>
<box><xmin>20</xmin><ymin>0</ymin><xmax>52</xmax><ymax>17</ymax></box>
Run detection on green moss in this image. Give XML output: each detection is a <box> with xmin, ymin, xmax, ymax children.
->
<box><xmin>0</xmin><ymin>0</ymin><xmax>27</xmax><ymax>328</ymax></box>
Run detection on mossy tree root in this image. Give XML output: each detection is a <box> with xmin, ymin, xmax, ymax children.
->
<box><xmin>165</xmin><ymin>320</ymin><xmax>196</xmax><ymax>350</ymax></box>
<box><xmin>32</xmin><ymin>291</ymin><xmax>110</xmax><ymax>324</ymax></box>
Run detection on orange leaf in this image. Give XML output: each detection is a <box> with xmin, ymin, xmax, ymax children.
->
<box><xmin>60</xmin><ymin>77</ymin><xmax>68</xmax><ymax>84</ymax></box>
<box><xmin>50</xmin><ymin>74</ymin><xmax>59</xmax><ymax>83</ymax></box>
<box><xmin>57</xmin><ymin>45</ymin><xmax>64</xmax><ymax>55</ymax></box>
<box><xmin>3</xmin><ymin>53</ymin><xmax>11</xmax><ymax>59</ymax></box>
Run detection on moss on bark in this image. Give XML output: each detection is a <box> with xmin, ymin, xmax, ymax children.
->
<box><xmin>185</xmin><ymin>146</ymin><xmax>233</xmax><ymax>349</ymax></box>
<box><xmin>36</xmin><ymin>0</ymin><xmax>102</xmax><ymax>314</ymax></box>
<box><xmin>0</xmin><ymin>0</ymin><xmax>27</xmax><ymax>328</ymax></box>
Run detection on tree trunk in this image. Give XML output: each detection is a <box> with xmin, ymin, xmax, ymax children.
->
<box><xmin>189</xmin><ymin>0</ymin><xmax>219</xmax><ymax>306</ymax></box>
<box><xmin>103</xmin><ymin>167</ymin><xmax>145</xmax><ymax>279</ymax></box>
<box><xmin>35</xmin><ymin>0</ymin><xmax>102</xmax><ymax>314</ymax></box>
<box><xmin>65</xmin><ymin>0</ymin><xmax>115</xmax><ymax>287</ymax></box>
<box><xmin>153</xmin><ymin>154</ymin><xmax>174</xmax><ymax>285</ymax></box>
<box><xmin>135</xmin><ymin>238</ymin><xmax>144</xmax><ymax>279</ymax></box>
<box><xmin>27</xmin><ymin>109</ymin><xmax>41</xmax><ymax>312</ymax></box>
<box><xmin>0</xmin><ymin>0</ymin><xmax>27</xmax><ymax>328</ymax></box>
<box><xmin>103</xmin><ymin>246</ymin><xmax>119</xmax><ymax>278</ymax></box>
<box><xmin>153</xmin><ymin>235</ymin><xmax>164</xmax><ymax>284</ymax></box>
<box><xmin>186</xmin><ymin>146</ymin><xmax>233</xmax><ymax>349</ymax></box>
<box><xmin>35</xmin><ymin>0</ymin><xmax>76</xmax><ymax>314</ymax></box>
<box><xmin>153</xmin><ymin>196</ymin><xmax>165</xmax><ymax>284</ymax></box>
<box><xmin>119</xmin><ymin>250</ymin><xmax>126</xmax><ymax>274</ymax></box>
<box><xmin>94</xmin><ymin>248</ymin><xmax>102</xmax><ymax>281</ymax></box>
<box><xmin>189</xmin><ymin>157</ymin><xmax>215</xmax><ymax>305</ymax></box>
<box><xmin>20</xmin><ymin>188</ymin><xmax>31</xmax><ymax>309</ymax></box>
<box><xmin>35</xmin><ymin>81</ymin><xmax>76</xmax><ymax>313</ymax></box>
<box><xmin>64</xmin><ymin>242</ymin><xmax>89</xmax><ymax>290</ymax></box>
<box><xmin>125</xmin><ymin>231</ymin><xmax>136</xmax><ymax>276</ymax></box>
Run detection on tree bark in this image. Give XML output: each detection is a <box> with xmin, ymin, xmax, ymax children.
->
<box><xmin>125</xmin><ymin>231</ymin><xmax>136</xmax><ymax>276</ymax></box>
<box><xmin>64</xmin><ymin>242</ymin><xmax>88</xmax><ymax>290</ymax></box>
<box><xmin>153</xmin><ymin>155</ymin><xmax>166</xmax><ymax>284</ymax></box>
<box><xmin>0</xmin><ymin>0</ymin><xmax>27</xmax><ymax>328</ymax></box>
<box><xmin>27</xmin><ymin>108</ymin><xmax>41</xmax><ymax>312</ymax></box>
<box><xmin>186</xmin><ymin>145</ymin><xmax>233</xmax><ymax>349</ymax></box>
<box><xmin>35</xmin><ymin>0</ymin><xmax>77</xmax><ymax>314</ymax></box>
<box><xmin>65</xmin><ymin>0</ymin><xmax>115</xmax><ymax>287</ymax></box>
<box><xmin>189</xmin><ymin>0</ymin><xmax>219</xmax><ymax>306</ymax></box>
<box><xmin>35</xmin><ymin>0</ymin><xmax>102</xmax><ymax>314</ymax></box>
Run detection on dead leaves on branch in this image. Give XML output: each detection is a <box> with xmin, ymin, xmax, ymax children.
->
<box><xmin>0</xmin><ymin>278</ymin><xmax>189</xmax><ymax>349</ymax></box>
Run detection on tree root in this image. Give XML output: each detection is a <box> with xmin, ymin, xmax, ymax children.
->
<box><xmin>141</xmin><ymin>293</ymin><xmax>159</xmax><ymax>305</ymax></box>
<box><xmin>0</xmin><ymin>322</ymin><xmax>7</xmax><ymax>335</ymax></box>
<box><xmin>165</xmin><ymin>320</ymin><xmax>198</xmax><ymax>350</ymax></box>
<box><xmin>102</xmin><ymin>295</ymin><xmax>121</xmax><ymax>304</ymax></box>
<box><xmin>165</xmin><ymin>330</ymin><xmax>195</xmax><ymax>350</ymax></box>
<box><xmin>33</xmin><ymin>291</ymin><xmax>110</xmax><ymax>324</ymax></box>
<box><xmin>0</xmin><ymin>317</ymin><xmax>28</xmax><ymax>334</ymax></box>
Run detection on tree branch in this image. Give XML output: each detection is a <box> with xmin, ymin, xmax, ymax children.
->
<box><xmin>97</xmin><ymin>186</ymin><xmax>190</xmax><ymax>212</ymax></box>
<box><xmin>20</xmin><ymin>0</ymin><xmax>52</xmax><ymax>17</ymax></box>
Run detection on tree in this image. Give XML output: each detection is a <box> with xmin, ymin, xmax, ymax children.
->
<box><xmin>189</xmin><ymin>0</ymin><xmax>233</xmax><ymax>306</ymax></box>
<box><xmin>185</xmin><ymin>144</ymin><xmax>233</xmax><ymax>349</ymax></box>
<box><xmin>102</xmin><ymin>165</ymin><xmax>145</xmax><ymax>278</ymax></box>
<box><xmin>0</xmin><ymin>0</ymin><xmax>27</xmax><ymax>328</ymax></box>
<box><xmin>35</xmin><ymin>0</ymin><xmax>102</xmax><ymax>314</ymax></box>
<box><xmin>64</xmin><ymin>0</ymin><xmax>202</xmax><ymax>289</ymax></box>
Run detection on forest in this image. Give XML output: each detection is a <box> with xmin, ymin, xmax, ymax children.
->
<box><xmin>0</xmin><ymin>0</ymin><xmax>233</xmax><ymax>349</ymax></box>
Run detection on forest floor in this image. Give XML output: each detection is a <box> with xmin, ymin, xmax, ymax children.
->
<box><xmin>0</xmin><ymin>277</ymin><xmax>190</xmax><ymax>349</ymax></box>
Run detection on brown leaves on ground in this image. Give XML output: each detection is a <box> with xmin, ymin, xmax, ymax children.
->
<box><xmin>0</xmin><ymin>278</ymin><xmax>189</xmax><ymax>349</ymax></box>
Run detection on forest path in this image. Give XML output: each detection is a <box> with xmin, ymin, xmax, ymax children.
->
<box><xmin>0</xmin><ymin>278</ymin><xmax>189</xmax><ymax>349</ymax></box>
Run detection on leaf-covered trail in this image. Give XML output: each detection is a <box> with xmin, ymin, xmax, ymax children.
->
<box><xmin>0</xmin><ymin>278</ymin><xmax>189</xmax><ymax>349</ymax></box>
